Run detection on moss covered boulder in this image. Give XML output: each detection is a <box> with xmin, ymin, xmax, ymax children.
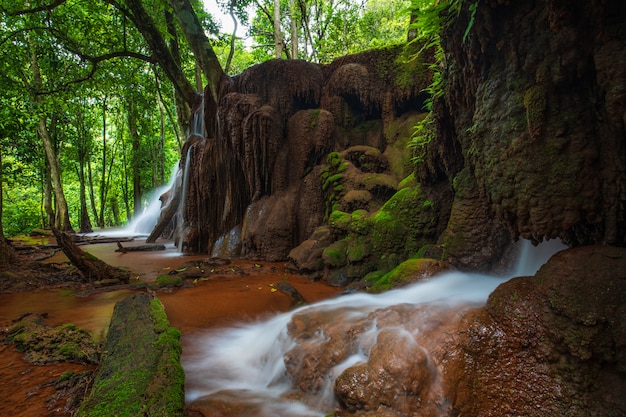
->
<box><xmin>368</xmin><ymin>258</ymin><xmax>454</xmax><ymax>293</ymax></box>
<box><xmin>5</xmin><ymin>313</ymin><xmax>99</xmax><ymax>364</ymax></box>
<box><xmin>76</xmin><ymin>292</ymin><xmax>185</xmax><ymax>417</ymax></box>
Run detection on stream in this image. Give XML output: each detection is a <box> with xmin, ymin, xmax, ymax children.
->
<box><xmin>0</xmin><ymin>238</ymin><xmax>565</xmax><ymax>417</ymax></box>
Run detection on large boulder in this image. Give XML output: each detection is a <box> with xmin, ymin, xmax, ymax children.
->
<box><xmin>451</xmin><ymin>245</ymin><xmax>626</xmax><ymax>416</ymax></box>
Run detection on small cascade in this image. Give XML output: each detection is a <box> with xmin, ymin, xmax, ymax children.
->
<box><xmin>123</xmin><ymin>166</ymin><xmax>179</xmax><ymax>236</ymax></box>
<box><xmin>183</xmin><ymin>240</ymin><xmax>566</xmax><ymax>417</ymax></box>
<box><xmin>511</xmin><ymin>238</ymin><xmax>567</xmax><ymax>277</ymax></box>
<box><xmin>189</xmin><ymin>96</ymin><xmax>205</xmax><ymax>138</ymax></box>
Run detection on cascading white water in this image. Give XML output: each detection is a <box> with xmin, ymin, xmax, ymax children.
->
<box><xmin>123</xmin><ymin>165</ymin><xmax>180</xmax><ymax>236</ymax></box>
<box><xmin>183</xmin><ymin>240</ymin><xmax>566</xmax><ymax>417</ymax></box>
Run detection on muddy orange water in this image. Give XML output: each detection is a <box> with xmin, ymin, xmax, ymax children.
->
<box><xmin>0</xmin><ymin>239</ymin><xmax>343</xmax><ymax>417</ymax></box>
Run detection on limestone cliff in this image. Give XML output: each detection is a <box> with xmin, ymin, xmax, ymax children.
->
<box><xmin>419</xmin><ymin>0</ymin><xmax>626</xmax><ymax>270</ymax></box>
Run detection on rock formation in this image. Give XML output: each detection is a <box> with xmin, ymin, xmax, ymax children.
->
<box><xmin>153</xmin><ymin>0</ymin><xmax>625</xmax><ymax>285</ymax></box>
<box><xmin>419</xmin><ymin>0</ymin><xmax>626</xmax><ymax>269</ymax></box>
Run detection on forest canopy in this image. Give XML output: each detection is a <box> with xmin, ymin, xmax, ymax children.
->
<box><xmin>0</xmin><ymin>0</ymin><xmax>441</xmax><ymax>237</ymax></box>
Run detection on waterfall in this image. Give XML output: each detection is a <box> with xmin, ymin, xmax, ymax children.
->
<box><xmin>123</xmin><ymin>166</ymin><xmax>179</xmax><ymax>236</ymax></box>
<box><xmin>189</xmin><ymin>96</ymin><xmax>205</xmax><ymax>138</ymax></box>
<box><xmin>183</xmin><ymin>240</ymin><xmax>566</xmax><ymax>417</ymax></box>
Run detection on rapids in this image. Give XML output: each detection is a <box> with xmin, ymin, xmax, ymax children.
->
<box><xmin>183</xmin><ymin>240</ymin><xmax>566</xmax><ymax>416</ymax></box>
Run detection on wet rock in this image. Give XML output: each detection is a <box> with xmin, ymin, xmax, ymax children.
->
<box><xmin>453</xmin><ymin>246</ymin><xmax>626</xmax><ymax>417</ymax></box>
<box><xmin>288</xmin><ymin>226</ymin><xmax>335</xmax><ymax>272</ymax></box>
<box><xmin>334</xmin><ymin>328</ymin><xmax>434</xmax><ymax>413</ymax></box>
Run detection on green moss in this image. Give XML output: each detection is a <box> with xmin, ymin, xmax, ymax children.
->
<box><xmin>156</xmin><ymin>274</ymin><xmax>183</xmax><ymax>288</ymax></box>
<box><xmin>398</xmin><ymin>173</ymin><xmax>416</xmax><ymax>189</ymax></box>
<box><xmin>76</xmin><ymin>295</ymin><xmax>184</xmax><ymax>417</ymax></box>
<box><xmin>364</xmin><ymin>270</ymin><xmax>387</xmax><ymax>285</ymax></box>
<box><xmin>322</xmin><ymin>239</ymin><xmax>349</xmax><ymax>268</ymax></box>
<box><xmin>310</xmin><ymin>109</ymin><xmax>321</xmax><ymax>127</ymax></box>
<box><xmin>326</xmin><ymin>151</ymin><xmax>343</xmax><ymax>168</ymax></box>
<box><xmin>369</xmin><ymin>258</ymin><xmax>430</xmax><ymax>292</ymax></box>
<box><xmin>347</xmin><ymin>238</ymin><xmax>370</xmax><ymax>263</ymax></box>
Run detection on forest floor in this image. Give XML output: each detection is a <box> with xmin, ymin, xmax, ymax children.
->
<box><xmin>0</xmin><ymin>234</ymin><xmax>342</xmax><ymax>417</ymax></box>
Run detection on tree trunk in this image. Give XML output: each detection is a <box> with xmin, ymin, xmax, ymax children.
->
<box><xmin>146</xmin><ymin>178</ymin><xmax>181</xmax><ymax>243</ymax></box>
<box><xmin>51</xmin><ymin>227</ymin><xmax>130</xmax><ymax>284</ymax></box>
<box><xmin>42</xmin><ymin>161</ymin><xmax>54</xmax><ymax>228</ymax></box>
<box><xmin>78</xmin><ymin>160</ymin><xmax>93</xmax><ymax>233</ymax></box>
<box><xmin>87</xmin><ymin>159</ymin><xmax>99</xmax><ymax>227</ymax></box>
<box><xmin>0</xmin><ymin>148</ymin><xmax>16</xmax><ymax>266</ymax></box>
<box><xmin>290</xmin><ymin>0</ymin><xmax>297</xmax><ymax>59</ymax></box>
<box><xmin>37</xmin><ymin>118</ymin><xmax>73</xmax><ymax>232</ymax></box>
<box><xmin>77</xmin><ymin>108</ymin><xmax>93</xmax><ymax>233</ymax></box>
<box><xmin>274</xmin><ymin>0</ymin><xmax>283</xmax><ymax>58</ymax></box>
<box><xmin>127</xmin><ymin>97</ymin><xmax>142</xmax><ymax>218</ymax></box>
<box><xmin>98</xmin><ymin>98</ymin><xmax>107</xmax><ymax>228</ymax></box>
<box><xmin>225</xmin><ymin>0</ymin><xmax>238</xmax><ymax>73</ymax></box>
<box><xmin>169</xmin><ymin>0</ymin><xmax>225</xmax><ymax>103</ymax></box>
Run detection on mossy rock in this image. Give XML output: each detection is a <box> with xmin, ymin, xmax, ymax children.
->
<box><xmin>346</xmin><ymin>238</ymin><xmax>371</xmax><ymax>263</ymax></box>
<box><xmin>6</xmin><ymin>314</ymin><xmax>99</xmax><ymax>365</ymax></box>
<box><xmin>328</xmin><ymin>210</ymin><xmax>352</xmax><ymax>232</ymax></box>
<box><xmin>75</xmin><ymin>293</ymin><xmax>185</xmax><ymax>417</ymax></box>
<box><xmin>369</xmin><ymin>258</ymin><xmax>453</xmax><ymax>293</ymax></box>
<box><xmin>322</xmin><ymin>239</ymin><xmax>349</xmax><ymax>268</ymax></box>
<box><xmin>156</xmin><ymin>274</ymin><xmax>184</xmax><ymax>288</ymax></box>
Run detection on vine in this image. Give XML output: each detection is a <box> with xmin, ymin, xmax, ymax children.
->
<box><xmin>407</xmin><ymin>0</ymin><xmax>480</xmax><ymax>165</ymax></box>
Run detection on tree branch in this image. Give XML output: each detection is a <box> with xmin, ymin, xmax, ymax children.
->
<box><xmin>1</xmin><ymin>0</ymin><xmax>67</xmax><ymax>16</ymax></box>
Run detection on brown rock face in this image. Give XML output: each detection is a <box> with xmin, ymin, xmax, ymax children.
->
<box><xmin>172</xmin><ymin>46</ymin><xmax>432</xmax><ymax>259</ymax></box>
<box><xmin>451</xmin><ymin>245</ymin><xmax>626</xmax><ymax>417</ymax></box>
<box><xmin>422</xmin><ymin>0</ymin><xmax>626</xmax><ymax>253</ymax></box>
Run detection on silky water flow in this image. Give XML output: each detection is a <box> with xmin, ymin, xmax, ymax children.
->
<box><xmin>183</xmin><ymin>239</ymin><xmax>566</xmax><ymax>416</ymax></box>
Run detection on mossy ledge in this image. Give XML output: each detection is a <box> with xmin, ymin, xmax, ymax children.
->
<box><xmin>76</xmin><ymin>292</ymin><xmax>185</xmax><ymax>417</ymax></box>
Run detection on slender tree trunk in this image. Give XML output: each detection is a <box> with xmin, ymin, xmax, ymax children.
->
<box><xmin>42</xmin><ymin>161</ymin><xmax>54</xmax><ymax>228</ymax></box>
<box><xmin>121</xmin><ymin>142</ymin><xmax>132</xmax><ymax>222</ymax></box>
<box><xmin>87</xmin><ymin>159</ymin><xmax>99</xmax><ymax>226</ymax></box>
<box><xmin>31</xmin><ymin>47</ymin><xmax>73</xmax><ymax>232</ymax></box>
<box><xmin>274</xmin><ymin>0</ymin><xmax>283</xmax><ymax>58</ymax></box>
<box><xmin>98</xmin><ymin>97</ymin><xmax>107</xmax><ymax>228</ymax></box>
<box><xmin>77</xmin><ymin>107</ymin><xmax>93</xmax><ymax>233</ymax></box>
<box><xmin>78</xmin><ymin>160</ymin><xmax>93</xmax><ymax>233</ymax></box>
<box><xmin>37</xmin><ymin>119</ymin><xmax>73</xmax><ymax>231</ymax></box>
<box><xmin>290</xmin><ymin>0</ymin><xmax>297</xmax><ymax>59</ymax></box>
<box><xmin>0</xmin><ymin>147</ymin><xmax>16</xmax><ymax>265</ymax></box>
<box><xmin>127</xmin><ymin>97</ymin><xmax>142</xmax><ymax>218</ymax></box>
<box><xmin>225</xmin><ymin>0</ymin><xmax>238</xmax><ymax>73</ymax></box>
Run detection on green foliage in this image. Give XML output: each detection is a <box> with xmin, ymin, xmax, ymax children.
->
<box><xmin>406</xmin><ymin>0</ymin><xmax>480</xmax><ymax>167</ymax></box>
<box><xmin>250</xmin><ymin>0</ymin><xmax>412</xmax><ymax>63</ymax></box>
<box><xmin>409</xmin><ymin>113</ymin><xmax>435</xmax><ymax>165</ymax></box>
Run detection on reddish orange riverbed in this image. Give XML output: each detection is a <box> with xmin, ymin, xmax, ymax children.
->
<box><xmin>0</xmin><ymin>239</ymin><xmax>343</xmax><ymax>417</ymax></box>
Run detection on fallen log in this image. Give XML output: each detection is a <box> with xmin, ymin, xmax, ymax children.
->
<box><xmin>115</xmin><ymin>242</ymin><xmax>166</xmax><ymax>253</ymax></box>
<box><xmin>75</xmin><ymin>293</ymin><xmax>185</xmax><ymax>416</ymax></box>
<box><xmin>51</xmin><ymin>227</ymin><xmax>130</xmax><ymax>284</ymax></box>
